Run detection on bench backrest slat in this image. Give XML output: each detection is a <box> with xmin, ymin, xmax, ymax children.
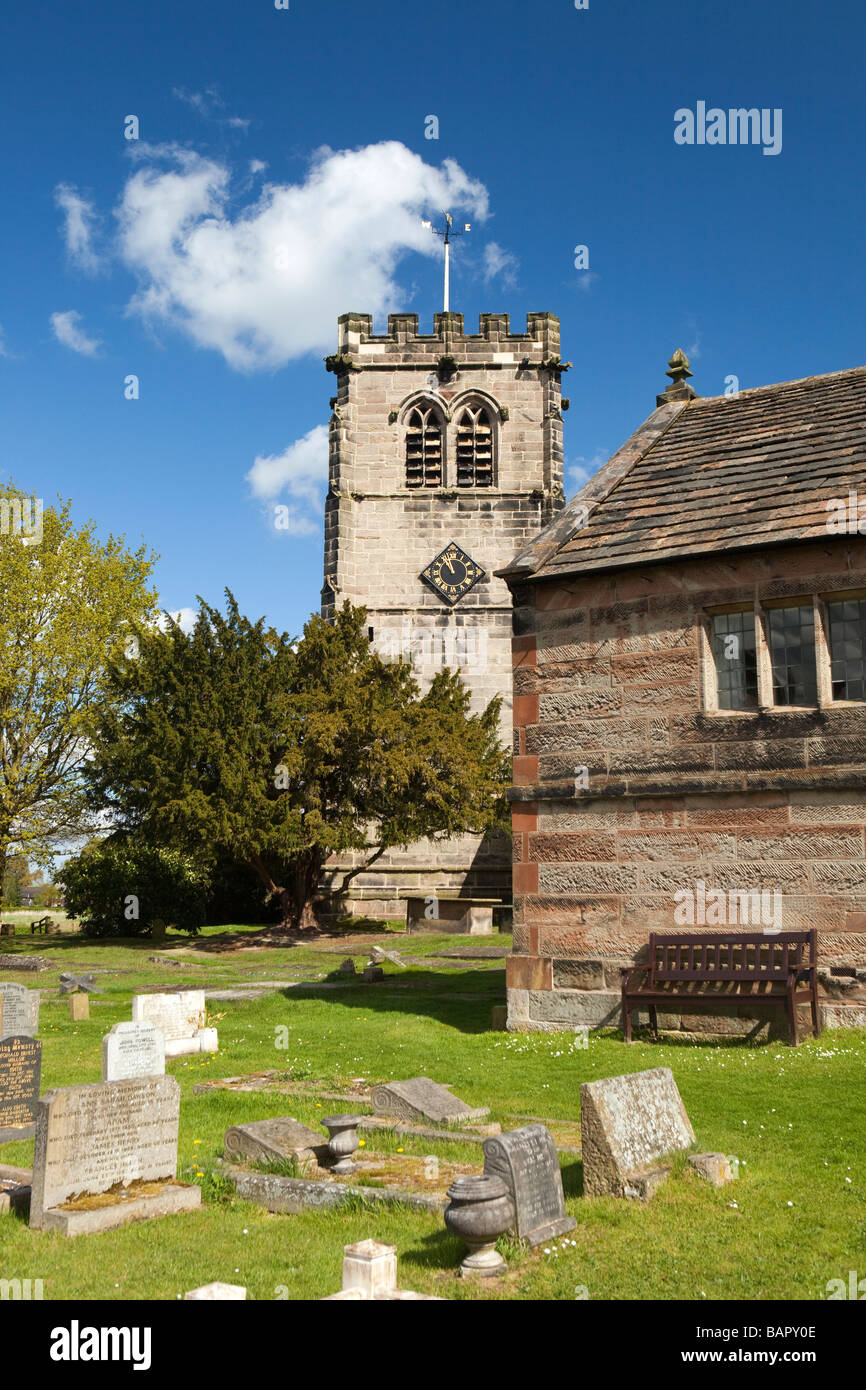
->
<box><xmin>647</xmin><ymin>931</ymin><xmax>816</xmax><ymax>982</ymax></box>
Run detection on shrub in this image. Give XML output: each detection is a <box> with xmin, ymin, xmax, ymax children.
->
<box><xmin>62</xmin><ymin>839</ymin><xmax>209</xmax><ymax>937</ymax></box>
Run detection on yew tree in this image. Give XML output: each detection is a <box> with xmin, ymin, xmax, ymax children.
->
<box><xmin>86</xmin><ymin>596</ymin><xmax>509</xmax><ymax>929</ymax></box>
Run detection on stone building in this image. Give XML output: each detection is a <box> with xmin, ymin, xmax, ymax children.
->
<box><xmin>321</xmin><ymin>310</ymin><xmax>566</xmax><ymax>916</ymax></box>
<box><xmin>500</xmin><ymin>355</ymin><xmax>866</xmax><ymax>1033</ymax></box>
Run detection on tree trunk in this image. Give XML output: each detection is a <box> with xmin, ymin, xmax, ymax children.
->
<box><xmin>0</xmin><ymin>835</ymin><xmax>8</xmax><ymax>915</ymax></box>
<box><xmin>247</xmin><ymin>850</ymin><xmax>324</xmax><ymax>931</ymax></box>
<box><xmin>286</xmin><ymin>849</ymin><xmax>325</xmax><ymax>931</ymax></box>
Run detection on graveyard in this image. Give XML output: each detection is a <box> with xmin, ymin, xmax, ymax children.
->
<box><xmin>0</xmin><ymin>922</ymin><xmax>863</xmax><ymax>1301</ymax></box>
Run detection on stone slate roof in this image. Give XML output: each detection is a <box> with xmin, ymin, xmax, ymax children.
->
<box><xmin>502</xmin><ymin>365</ymin><xmax>866</xmax><ymax>581</ymax></box>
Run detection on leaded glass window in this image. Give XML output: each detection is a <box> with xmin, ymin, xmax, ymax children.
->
<box><xmin>711</xmin><ymin>611</ymin><xmax>759</xmax><ymax>710</ymax></box>
<box><xmin>828</xmin><ymin>597</ymin><xmax>866</xmax><ymax>701</ymax></box>
<box><xmin>768</xmin><ymin>604</ymin><xmax>817</xmax><ymax>707</ymax></box>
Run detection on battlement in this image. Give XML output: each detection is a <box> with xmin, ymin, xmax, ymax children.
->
<box><xmin>336</xmin><ymin>311</ymin><xmax>560</xmax><ymax>362</ymax></box>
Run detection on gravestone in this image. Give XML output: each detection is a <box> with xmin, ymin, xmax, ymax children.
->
<box><xmin>69</xmin><ymin>995</ymin><xmax>89</xmax><ymax>1021</ymax></box>
<box><xmin>0</xmin><ymin>1036</ymin><xmax>42</xmax><ymax>1144</ymax></box>
<box><xmin>131</xmin><ymin>989</ymin><xmax>217</xmax><ymax>1056</ymax></box>
<box><xmin>371</xmin><ymin>1078</ymin><xmax>489</xmax><ymax>1126</ymax></box>
<box><xmin>0</xmin><ymin>955</ymin><xmax>51</xmax><ymax>973</ymax></box>
<box><xmin>102</xmin><ymin>1021</ymin><xmax>165</xmax><ymax>1082</ymax></box>
<box><xmin>406</xmin><ymin>898</ymin><xmax>494</xmax><ymax>935</ymax></box>
<box><xmin>30</xmin><ymin>1074</ymin><xmax>200</xmax><ymax>1235</ymax></box>
<box><xmin>184</xmin><ymin>1282</ymin><xmax>246</xmax><ymax>1300</ymax></box>
<box><xmin>482</xmin><ymin>1124</ymin><xmax>576</xmax><ymax>1247</ymax></box>
<box><xmin>224</xmin><ymin>1116</ymin><xmax>329</xmax><ymax>1170</ymax></box>
<box><xmin>580</xmin><ymin>1067</ymin><xmax>696</xmax><ymax>1199</ymax></box>
<box><xmin>0</xmin><ymin>984</ymin><xmax>40</xmax><ymax>1039</ymax></box>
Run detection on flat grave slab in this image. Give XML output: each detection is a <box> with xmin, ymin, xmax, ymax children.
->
<box><xmin>580</xmin><ymin>1067</ymin><xmax>696</xmax><ymax>1199</ymax></box>
<box><xmin>0</xmin><ymin>1035</ymin><xmax>42</xmax><ymax>1144</ymax></box>
<box><xmin>482</xmin><ymin>1124</ymin><xmax>576</xmax><ymax>1247</ymax></box>
<box><xmin>371</xmin><ymin>1077</ymin><xmax>489</xmax><ymax>1126</ymax></box>
<box><xmin>0</xmin><ymin>956</ymin><xmax>52</xmax><ymax>973</ymax></box>
<box><xmin>30</xmin><ymin>1074</ymin><xmax>200</xmax><ymax>1235</ymax></box>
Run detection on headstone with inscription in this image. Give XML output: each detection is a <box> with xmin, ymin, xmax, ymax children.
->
<box><xmin>371</xmin><ymin>1078</ymin><xmax>489</xmax><ymax>1126</ymax></box>
<box><xmin>0</xmin><ymin>1036</ymin><xmax>42</xmax><ymax>1144</ymax></box>
<box><xmin>482</xmin><ymin>1124</ymin><xmax>576</xmax><ymax>1247</ymax></box>
<box><xmin>0</xmin><ymin>984</ymin><xmax>40</xmax><ymax>1039</ymax></box>
<box><xmin>580</xmin><ymin>1067</ymin><xmax>696</xmax><ymax>1199</ymax></box>
<box><xmin>131</xmin><ymin>989</ymin><xmax>217</xmax><ymax>1057</ymax></box>
<box><xmin>102</xmin><ymin>1021</ymin><xmax>165</xmax><ymax>1082</ymax></box>
<box><xmin>30</xmin><ymin>1074</ymin><xmax>201</xmax><ymax>1235</ymax></box>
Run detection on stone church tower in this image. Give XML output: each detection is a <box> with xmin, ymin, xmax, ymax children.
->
<box><xmin>321</xmin><ymin>309</ymin><xmax>565</xmax><ymax>917</ymax></box>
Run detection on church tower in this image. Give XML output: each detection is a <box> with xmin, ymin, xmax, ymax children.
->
<box><xmin>321</xmin><ymin>308</ymin><xmax>566</xmax><ymax>917</ymax></box>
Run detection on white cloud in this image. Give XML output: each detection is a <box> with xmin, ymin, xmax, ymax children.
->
<box><xmin>246</xmin><ymin>423</ymin><xmax>329</xmax><ymax>535</ymax></box>
<box><xmin>0</xmin><ymin>324</ymin><xmax>11</xmax><ymax>358</ymax></box>
<box><xmin>54</xmin><ymin>184</ymin><xmax>100</xmax><ymax>272</ymax></box>
<box><xmin>568</xmin><ymin>449</ymin><xmax>607</xmax><ymax>493</ymax></box>
<box><xmin>483</xmin><ymin>241</ymin><xmax>518</xmax><ymax>287</ymax></box>
<box><xmin>50</xmin><ymin>310</ymin><xmax>100</xmax><ymax>356</ymax></box>
<box><xmin>114</xmin><ymin>140</ymin><xmax>489</xmax><ymax>371</ymax></box>
<box><xmin>164</xmin><ymin>606</ymin><xmax>197</xmax><ymax>634</ymax></box>
<box><xmin>172</xmin><ymin>85</ymin><xmax>250</xmax><ymax>131</ymax></box>
<box><xmin>249</xmin><ymin>159</ymin><xmax>267</xmax><ymax>175</ymax></box>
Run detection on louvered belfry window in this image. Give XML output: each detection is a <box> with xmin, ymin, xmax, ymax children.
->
<box><xmin>405</xmin><ymin>406</ymin><xmax>443</xmax><ymax>487</ymax></box>
<box><xmin>456</xmin><ymin>405</ymin><xmax>493</xmax><ymax>486</ymax></box>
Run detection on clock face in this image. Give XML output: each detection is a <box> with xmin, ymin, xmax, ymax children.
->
<box><xmin>421</xmin><ymin>542</ymin><xmax>485</xmax><ymax>606</ymax></box>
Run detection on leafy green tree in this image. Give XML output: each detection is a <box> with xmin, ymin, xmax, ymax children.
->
<box><xmin>85</xmin><ymin>596</ymin><xmax>509</xmax><ymax>929</ymax></box>
<box><xmin>62</xmin><ymin>839</ymin><xmax>209</xmax><ymax>936</ymax></box>
<box><xmin>0</xmin><ymin>482</ymin><xmax>157</xmax><ymax>893</ymax></box>
<box><xmin>2</xmin><ymin>851</ymin><xmax>33</xmax><ymax>908</ymax></box>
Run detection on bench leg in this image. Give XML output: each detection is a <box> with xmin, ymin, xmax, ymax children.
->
<box><xmin>649</xmin><ymin>1004</ymin><xmax>659</xmax><ymax>1041</ymax></box>
<box><xmin>811</xmin><ymin>983</ymin><xmax>821</xmax><ymax>1038</ymax></box>
<box><xmin>622</xmin><ymin>996</ymin><xmax>633</xmax><ymax>1043</ymax></box>
<box><xmin>788</xmin><ymin>985</ymin><xmax>799</xmax><ymax>1046</ymax></box>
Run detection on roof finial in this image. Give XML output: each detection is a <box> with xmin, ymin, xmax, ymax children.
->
<box><xmin>657</xmin><ymin>348</ymin><xmax>697</xmax><ymax>406</ymax></box>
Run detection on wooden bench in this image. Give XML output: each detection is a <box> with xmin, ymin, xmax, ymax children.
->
<box><xmin>621</xmin><ymin>930</ymin><xmax>820</xmax><ymax>1046</ymax></box>
<box><xmin>29</xmin><ymin>915</ymin><xmax>53</xmax><ymax>936</ymax></box>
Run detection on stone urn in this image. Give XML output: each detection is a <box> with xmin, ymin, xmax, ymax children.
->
<box><xmin>444</xmin><ymin>1174</ymin><xmax>514</xmax><ymax>1277</ymax></box>
<box><xmin>321</xmin><ymin>1114</ymin><xmax>364</xmax><ymax>1175</ymax></box>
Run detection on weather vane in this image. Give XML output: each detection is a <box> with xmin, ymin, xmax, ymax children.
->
<box><xmin>421</xmin><ymin>212</ymin><xmax>471</xmax><ymax>312</ymax></box>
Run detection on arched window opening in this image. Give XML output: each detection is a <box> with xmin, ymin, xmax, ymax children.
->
<box><xmin>405</xmin><ymin>406</ymin><xmax>443</xmax><ymax>487</ymax></box>
<box><xmin>456</xmin><ymin>405</ymin><xmax>494</xmax><ymax>487</ymax></box>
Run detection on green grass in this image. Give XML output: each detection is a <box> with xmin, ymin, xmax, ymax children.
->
<box><xmin>1</xmin><ymin>925</ymin><xmax>864</xmax><ymax>1300</ymax></box>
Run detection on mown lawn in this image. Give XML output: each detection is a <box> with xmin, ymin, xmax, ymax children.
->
<box><xmin>1</xmin><ymin>925</ymin><xmax>864</xmax><ymax>1301</ymax></box>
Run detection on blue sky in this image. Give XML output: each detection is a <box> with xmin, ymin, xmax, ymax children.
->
<box><xmin>1</xmin><ymin>0</ymin><xmax>863</xmax><ymax>635</ymax></box>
